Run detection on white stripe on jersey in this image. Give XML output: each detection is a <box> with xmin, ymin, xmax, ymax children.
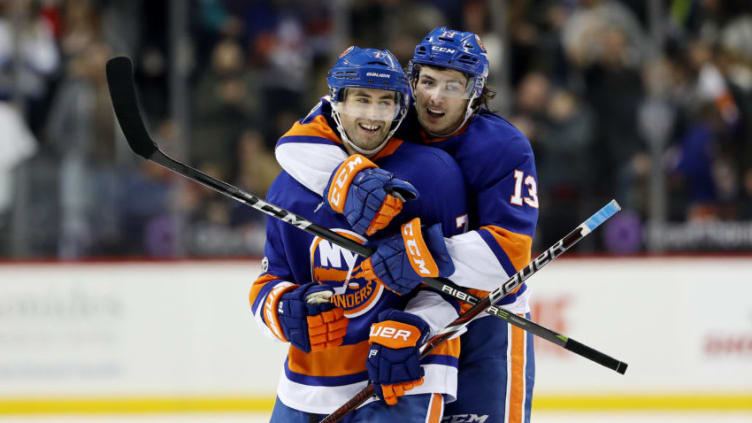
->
<box><xmin>276</xmin><ymin>363</ymin><xmax>458</xmax><ymax>414</ymax></box>
<box><xmin>275</xmin><ymin>142</ymin><xmax>347</xmax><ymax>197</ymax></box>
<box><xmin>444</xmin><ymin>230</ymin><xmax>508</xmax><ymax>292</ymax></box>
<box><xmin>405</xmin><ymin>290</ymin><xmax>463</xmax><ymax>338</ymax></box>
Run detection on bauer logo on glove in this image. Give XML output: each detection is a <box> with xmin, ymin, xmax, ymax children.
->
<box><xmin>369</xmin><ymin>319</ymin><xmax>423</xmax><ymax>347</ymax></box>
<box><xmin>367</xmin><ymin>309</ymin><xmax>430</xmax><ymax>406</ymax></box>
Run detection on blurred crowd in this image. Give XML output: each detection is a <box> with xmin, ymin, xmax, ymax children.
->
<box><xmin>0</xmin><ymin>0</ymin><xmax>751</xmax><ymax>259</ymax></box>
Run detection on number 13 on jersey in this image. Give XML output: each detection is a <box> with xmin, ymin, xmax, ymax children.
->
<box><xmin>510</xmin><ymin>169</ymin><xmax>539</xmax><ymax>208</ymax></box>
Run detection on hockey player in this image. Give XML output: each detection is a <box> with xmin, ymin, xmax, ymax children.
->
<box><xmin>274</xmin><ymin>28</ymin><xmax>538</xmax><ymax>423</ymax></box>
<box><xmin>249</xmin><ymin>47</ymin><xmax>469</xmax><ymax>422</ymax></box>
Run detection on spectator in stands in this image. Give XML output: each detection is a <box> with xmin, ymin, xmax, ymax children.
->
<box><xmin>0</xmin><ymin>0</ymin><xmax>59</xmax><ymax>133</ymax></box>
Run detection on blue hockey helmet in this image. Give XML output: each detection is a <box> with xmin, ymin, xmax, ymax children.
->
<box><xmin>409</xmin><ymin>27</ymin><xmax>489</xmax><ymax>100</ymax></box>
<box><xmin>327</xmin><ymin>46</ymin><xmax>411</xmax><ymax>155</ymax></box>
<box><xmin>328</xmin><ymin>46</ymin><xmax>410</xmax><ymax>108</ymax></box>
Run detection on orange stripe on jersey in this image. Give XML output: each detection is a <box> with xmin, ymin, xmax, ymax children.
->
<box><xmin>372</xmin><ymin>138</ymin><xmax>403</xmax><ymax>160</ymax></box>
<box><xmin>480</xmin><ymin>224</ymin><xmax>532</xmax><ymax>271</ymax></box>
<box><xmin>309</xmin><ymin>236</ymin><xmax>324</xmax><ymax>275</ymax></box>
<box><xmin>287</xmin><ymin>340</ymin><xmax>370</xmax><ymax>377</ymax></box>
<box><xmin>426</xmin><ymin>393</ymin><xmax>444</xmax><ymax>423</ymax></box>
<box><xmin>249</xmin><ymin>274</ymin><xmax>282</xmax><ymax>310</ymax></box>
<box><xmin>282</xmin><ymin>114</ymin><xmax>342</xmax><ymax>144</ymax></box>
<box><xmin>420</xmin><ymin>119</ymin><xmax>471</xmax><ymax>144</ymax></box>
<box><xmin>507</xmin><ymin>316</ymin><xmax>526</xmax><ymax>423</ymax></box>
<box><xmin>427</xmin><ymin>335</ymin><xmax>460</xmax><ymax>359</ymax></box>
<box><xmin>458</xmin><ymin>288</ymin><xmax>491</xmax><ymax>315</ymax></box>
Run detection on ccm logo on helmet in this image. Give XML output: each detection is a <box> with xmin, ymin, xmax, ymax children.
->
<box><xmin>432</xmin><ymin>46</ymin><xmax>455</xmax><ymax>53</ymax></box>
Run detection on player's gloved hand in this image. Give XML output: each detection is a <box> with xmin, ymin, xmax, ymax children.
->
<box><xmin>367</xmin><ymin>309</ymin><xmax>430</xmax><ymax>406</ymax></box>
<box><xmin>360</xmin><ymin>217</ymin><xmax>454</xmax><ymax>295</ymax></box>
<box><xmin>324</xmin><ymin>154</ymin><xmax>418</xmax><ymax>236</ymax></box>
<box><xmin>270</xmin><ymin>282</ymin><xmax>348</xmax><ymax>353</ymax></box>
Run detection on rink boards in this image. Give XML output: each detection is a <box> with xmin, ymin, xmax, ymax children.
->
<box><xmin>0</xmin><ymin>257</ymin><xmax>750</xmax><ymax>413</ymax></box>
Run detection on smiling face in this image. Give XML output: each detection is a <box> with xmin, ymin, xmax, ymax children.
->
<box><xmin>413</xmin><ymin>65</ymin><xmax>471</xmax><ymax>137</ymax></box>
<box><xmin>337</xmin><ymin>87</ymin><xmax>398</xmax><ymax>154</ymax></box>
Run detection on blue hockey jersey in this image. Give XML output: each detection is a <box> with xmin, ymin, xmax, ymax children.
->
<box><xmin>275</xmin><ymin>101</ymin><xmax>538</xmax><ymax>315</ymax></box>
<box><xmin>403</xmin><ymin>109</ymin><xmax>539</xmax><ymax>313</ymax></box>
<box><xmin>251</xmin><ymin>102</ymin><xmax>469</xmax><ymax>414</ymax></box>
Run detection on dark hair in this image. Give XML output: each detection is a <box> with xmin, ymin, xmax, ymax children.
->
<box><xmin>473</xmin><ymin>85</ymin><xmax>496</xmax><ymax>113</ymax></box>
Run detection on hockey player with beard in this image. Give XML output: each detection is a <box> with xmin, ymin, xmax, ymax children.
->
<box><xmin>249</xmin><ymin>46</ymin><xmax>469</xmax><ymax>422</ymax></box>
<box><xmin>274</xmin><ymin>28</ymin><xmax>539</xmax><ymax>423</ymax></box>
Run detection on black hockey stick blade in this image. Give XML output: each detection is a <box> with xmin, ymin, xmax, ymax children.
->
<box><xmin>106</xmin><ymin>56</ymin><xmax>158</xmax><ymax>159</ymax></box>
<box><xmin>564</xmin><ymin>336</ymin><xmax>628</xmax><ymax>374</ymax></box>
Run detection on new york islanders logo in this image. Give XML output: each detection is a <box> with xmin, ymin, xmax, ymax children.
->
<box><xmin>309</xmin><ymin>229</ymin><xmax>384</xmax><ymax>318</ymax></box>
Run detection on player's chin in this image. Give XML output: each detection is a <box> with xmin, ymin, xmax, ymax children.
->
<box><xmin>352</xmin><ymin>131</ymin><xmax>387</xmax><ymax>149</ymax></box>
<box><xmin>419</xmin><ymin>114</ymin><xmax>450</xmax><ymax>134</ymax></box>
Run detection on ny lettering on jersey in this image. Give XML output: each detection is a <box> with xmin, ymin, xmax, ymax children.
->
<box><xmin>309</xmin><ymin>229</ymin><xmax>384</xmax><ymax>319</ymax></box>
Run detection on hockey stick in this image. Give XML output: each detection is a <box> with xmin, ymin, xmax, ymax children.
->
<box><xmin>320</xmin><ymin>200</ymin><xmax>623</xmax><ymax>423</ymax></box>
<box><xmin>106</xmin><ymin>55</ymin><xmax>626</xmax><ymax>374</ymax></box>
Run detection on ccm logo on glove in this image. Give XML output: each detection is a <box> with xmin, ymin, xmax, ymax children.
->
<box><xmin>402</xmin><ymin>218</ymin><xmax>439</xmax><ymax>277</ymax></box>
<box><xmin>328</xmin><ymin>154</ymin><xmax>376</xmax><ymax>212</ymax></box>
